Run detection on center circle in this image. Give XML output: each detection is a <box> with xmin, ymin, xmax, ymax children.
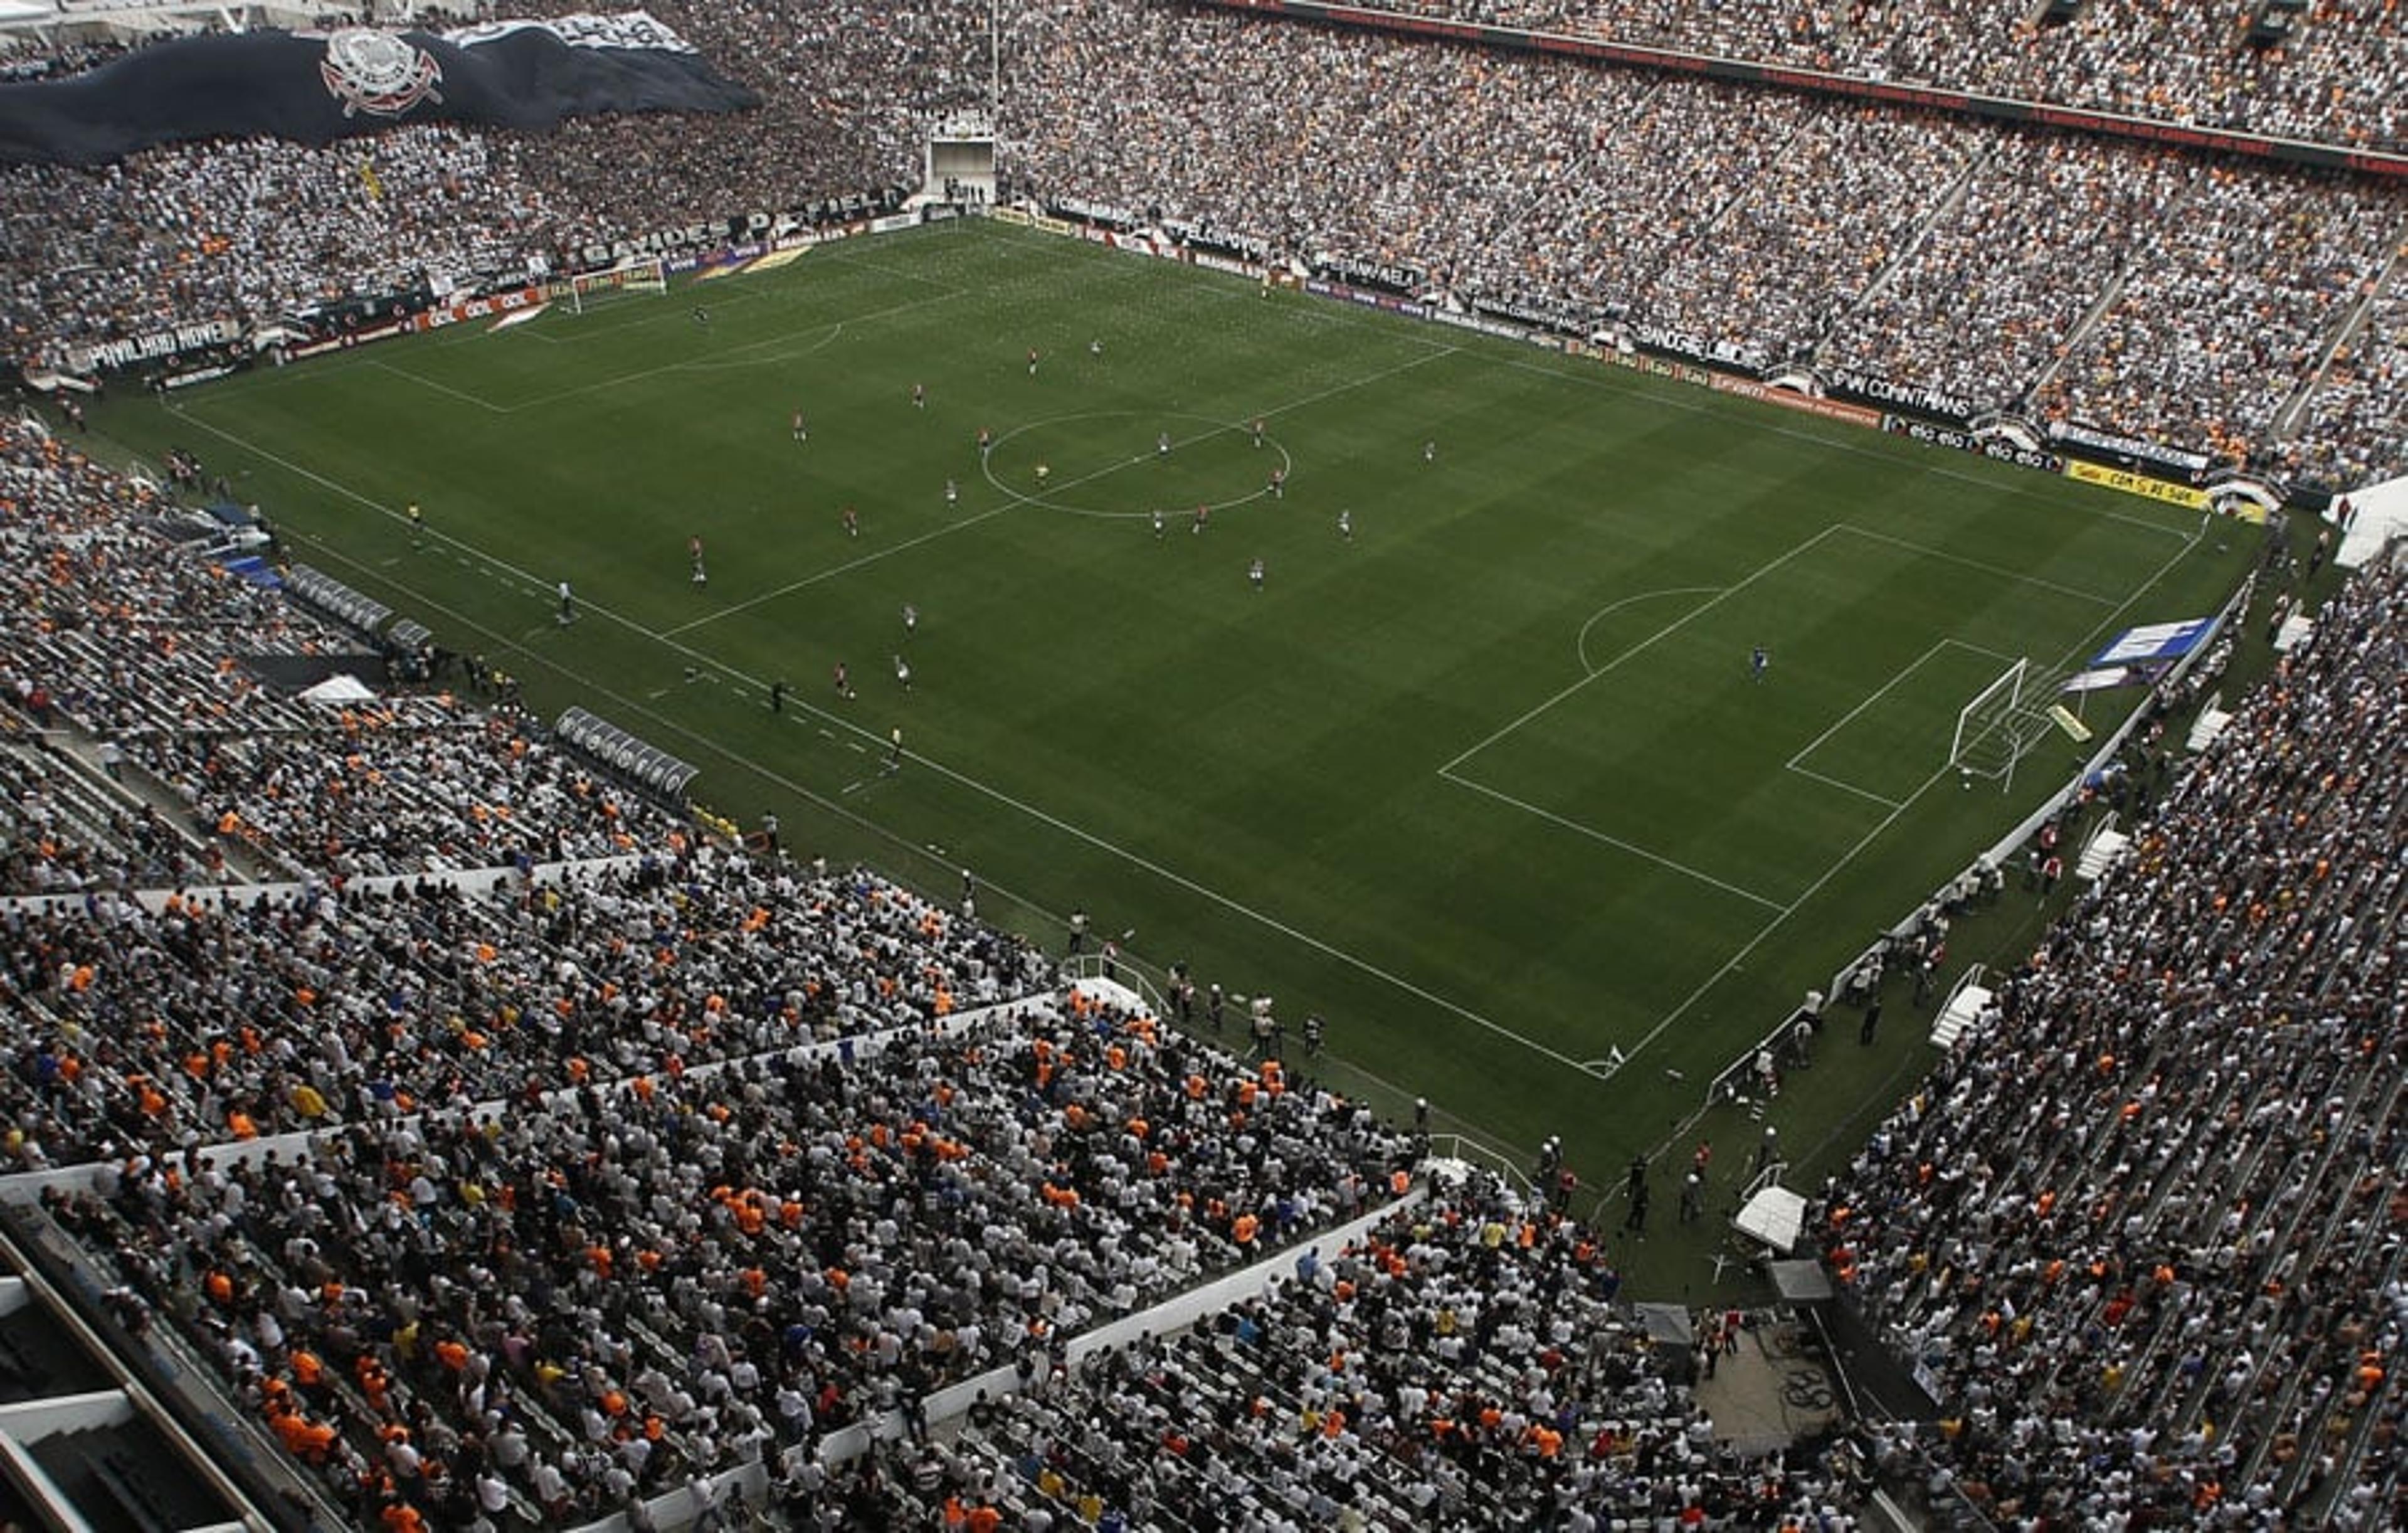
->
<box><xmin>980</xmin><ymin>410</ymin><xmax>1294</xmax><ymax>520</ymax></box>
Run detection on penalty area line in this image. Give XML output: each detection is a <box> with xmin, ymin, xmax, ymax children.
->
<box><xmin>1437</xmin><ymin>768</ymin><xmax>1790</xmax><ymax>912</ymax></box>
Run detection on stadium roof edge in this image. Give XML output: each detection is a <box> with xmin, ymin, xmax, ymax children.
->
<box><xmin>1196</xmin><ymin>0</ymin><xmax>2408</xmax><ymax>179</ymax></box>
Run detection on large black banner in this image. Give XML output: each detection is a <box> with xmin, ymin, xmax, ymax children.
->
<box><xmin>0</xmin><ymin>12</ymin><xmax>757</xmax><ymax>166</ymax></box>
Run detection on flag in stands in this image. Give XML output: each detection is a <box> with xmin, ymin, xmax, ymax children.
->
<box><xmin>0</xmin><ymin>11</ymin><xmax>758</xmax><ymax>165</ymax></box>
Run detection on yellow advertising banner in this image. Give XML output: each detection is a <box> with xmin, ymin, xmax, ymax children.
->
<box><xmin>2064</xmin><ymin>459</ymin><xmax>2210</xmax><ymax>510</ymax></box>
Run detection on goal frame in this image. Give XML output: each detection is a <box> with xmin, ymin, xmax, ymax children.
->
<box><xmin>1949</xmin><ymin>656</ymin><xmax>2033</xmax><ymax>787</ymax></box>
<box><xmin>560</xmin><ymin>256</ymin><xmax>668</xmax><ymax>314</ymax></box>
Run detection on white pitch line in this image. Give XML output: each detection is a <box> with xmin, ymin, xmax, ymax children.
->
<box><xmin>670</xmin><ymin>341</ymin><xmax>1457</xmax><ymax>639</ymax></box>
<box><xmin>368</xmin><ymin>359</ymin><xmax>505</xmax><ymax>413</ymax></box>
<box><xmin>1439</xmin><ymin>768</ymin><xmax>1788</xmax><ymax>911</ymax></box>
<box><xmin>1575</xmin><ymin>586</ymin><xmax>1724</xmax><ymax>675</ymax></box>
<box><xmin>1836</xmin><ymin>521</ymin><xmax>2123</xmax><ymax>607</ymax></box>
<box><xmin>170</xmin><ymin>405</ymin><xmax>1610</xmax><ymax>1085</ymax></box>
<box><xmin>662</xmin><ymin>502</ymin><xmax>1020</xmax><ymax>637</ymax></box>
<box><xmin>1464</xmin><ymin>343</ymin><xmax>2195</xmax><ymax>543</ymax></box>
<box><xmin>1785</xmin><ymin>637</ymin><xmax>1968</xmax><ymax>773</ymax></box>
<box><xmin>262</xmin><ymin>282</ymin><xmax>971</xmax><ymax>415</ymax></box>
<box><xmin>1440</xmin><ymin>524</ymin><xmax>1845</xmax><ymax>776</ymax></box>
<box><xmin>1625</xmin><ymin>758</ymin><xmax>1956</xmax><ymax>1063</ymax></box>
<box><xmin>1617</xmin><ymin>506</ymin><xmax>2212</xmax><ymax>1071</ymax></box>
<box><xmin>1785</xmin><ymin>763</ymin><xmax>1904</xmax><ymax>810</ymax></box>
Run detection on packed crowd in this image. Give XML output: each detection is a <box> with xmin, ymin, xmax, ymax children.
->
<box><xmin>2288</xmin><ymin>283</ymin><xmax>2407</xmax><ymax>494</ymax></box>
<box><xmin>0</xmin><ymin>0</ymin><xmax>991</xmax><ymax>371</ymax></box>
<box><xmin>1001</xmin><ymin>0</ymin><xmax>2407</xmax><ymax>485</ymax></box>
<box><xmin>2030</xmin><ymin>161</ymin><xmax>2406</xmax><ymax>469</ymax></box>
<box><xmin>0</xmin><ymin>734</ymin><xmax>213</xmax><ymax>893</ymax></box>
<box><xmin>3</xmin><ymin>6</ymin><xmax>2405</xmax><ymax>1529</ymax></box>
<box><xmin>913</xmin><ymin>1179</ymin><xmax>1870</xmax><ymax>1531</ymax></box>
<box><xmin>123</xmin><ymin>714</ymin><xmax>670</xmax><ymax>880</ymax></box>
<box><xmin>48</xmin><ymin>985</ymin><xmax>1418</xmax><ymax>1528</ymax></box>
<box><xmin>1818</xmin><ymin>545</ymin><xmax>2407</xmax><ymax>1529</ymax></box>
<box><xmin>0</xmin><ymin>413</ymin><xmax>1861</xmax><ymax>1530</ymax></box>
<box><xmin>0</xmin><ymin>415</ymin><xmax>688</xmax><ymax>884</ymax></box>
<box><xmin>1359</xmin><ymin>0</ymin><xmax>2407</xmax><ymax>151</ymax></box>
<box><xmin>478</xmin><ymin>0</ymin><xmax>989</xmax><ymax>247</ymax></box>
<box><xmin>2</xmin><ymin>1</ymin><xmax>2401</xmax><ymax>486</ymax></box>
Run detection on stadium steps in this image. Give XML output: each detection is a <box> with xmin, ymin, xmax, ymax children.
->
<box><xmin>2252</xmin><ymin>1159</ymin><xmax>2392</xmax><ymax>1495</ymax></box>
<box><xmin>2269</xmin><ymin>241</ymin><xmax>2399</xmax><ymax>441</ymax></box>
<box><xmin>2244</xmin><ymin>1080</ymin><xmax>2404</xmax><ymax>1490</ymax></box>
<box><xmin>1813</xmin><ymin>141</ymin><xmax>2000</xmax><ymax>361</ymax></box>
<box><xmin>1925</xmin><ymin>968</ymin><xmax>1990</xmax><ymax>1050</ymax></box>
<box><xmin>2027</xmin><ymin>268</ymin><xmax>2133</xmax><ymax>401</ymax></box>
<box><xmin>2074</xmin><ymin>813</ymin><xmax>2128</xmax><ymax>882</ymax></box>
<box><xmin>2185</xmin><ymin>704</ymin><xmax>2233</xmax><ymax>751</ymax></box>
<box><xmin>1486</xmin><ymin>73</ymin><xmax>1666</xmax><ymax>255</ymax></box>
<box><xmin>2294</xmin><ymin>1175</ymin><xmax>2408</xmax><ymax>1518</ymax></box>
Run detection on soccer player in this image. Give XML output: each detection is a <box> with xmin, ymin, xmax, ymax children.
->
<box><xmin>1035</xmin><ymin>463</ymin><xmax>1050</xmax><ymax>484</ymax></box>
<box><xmin>555</xmin><ymin>580</ymin><xmax>574</xmax><ymax>625</ymax></box>
<box><xmin>689</xmin><ymin>534</ymin><xmax>707</xmax><ymax>585</ymax></box>
<box><xmin>902</xmin><ymin>602</ymin><xmax>918</xmax><ymax>637</ymax></box>
<box><xmin>1151</xmin><ymin>509</ymin><xmax>1164</xmax><ymax>541</ymax></box>
<box><xmin>1268</xmin><ymin>467</ymin><xmax>1285</xmax><ymax>500</ymax></box>
<box><xmin>769</xmin><ymin>679</ymin><xmax>787</xmax><ymax>714</ymax></box>
<box><xmin>842</xmin><ymin>505</ymin><xmax>859</xmax><ymax>539</ymax></box>
<box><xmin>944</xmin><ymin>478</ymin><xmax>959</xmax><ymax>508</ymax></box>
<box><xmin>791</xmin><ymin>410</ymin><xmax>806</xmax><ymax>443</ymax></box>
<box><xmin>1088</xmin><ymin>337</ymin><xmax>1103</xmax><ymax>358</ymax></box>
<box><xmin>833</xmin><ymin>661</ymin><xmax>854</xmax><ymax>699</ymax></box>
<box><xmin>911</xmin><ymin>381</ymin><xmax>925</xmax><ymax>409</ymax></box>
<box><xmin>406</xmin><ymin>502</ymin><xmax>423</xmax><ymax>547</ymax></box>
<box><xmin>976</xmin><ymin>426</ymin><xmax>992</xmax><ymax>455</ymax></box>
<box><xmin>1751</xmin><ymin>644</ymin><xmax>1770</xmax><ymax>682</ymax></box>
<box><xmin>1156</xmin><ymin>431</ymin><xmax>1171</xmax><ymax>458</ymax></box>
<box><xmin>892</xmin><ymin>653</ymin><xmax>912</xmax><ymax>692</ymax></box>
<box><xmin>1423</xmin><ymin>438</ymin><xmax>1437</xmax><ymax>464</ymax></box>
<box><xmin>1192</xmin><ymin>502</ymin><xmax>1208</xmax><ymax>535</ymax></box>
<box><xmin>1338</xmin><ymin>509</ymin><xmax>1353</xmax><ymax>542</ymax></box>
<box><xmin>1249</xmin><ymin>556</ymin><xmax>1265</xmax><ymax>591</ymax></box>
<box><xmin>692</xmin><ymin>306</ymin><xmax>710</xmax><ymax>325</ymax></box>
<box><xmin>1251</xmin><ymin>417</ymin><xmax>1265</xmax><ymax>448</ymax></box>
<box><xmin>1027</xmin><ymin>347</ymin><xmax>1039</xmax><ymax>377</ymax></box>
<box><xmin>884</xmin><ymin>726</ymin><xmax>904</xmax><ymax>773</ymax></box>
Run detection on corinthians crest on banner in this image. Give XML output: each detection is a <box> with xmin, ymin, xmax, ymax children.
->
<box><xmin>0</xmin><ymin>11</ymin><xmax>759</xmax><ymax>166</ymax></box>
<box><xmin>320</xmin><ymin>29</ymin><xmax>445</xmax><ymax>119</ymax></box>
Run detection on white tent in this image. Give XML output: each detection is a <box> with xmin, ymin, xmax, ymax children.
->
<box><xmin>298</xmin><ymin>673</ymin><xmax>376</xmax><ymax>704</ymax></box>
<box><xmin>2335</xmin><ymin>473</ymin><xmax>2408</xmax><ymax>568</ymax></box>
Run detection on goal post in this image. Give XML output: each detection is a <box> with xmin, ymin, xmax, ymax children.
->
<box><xmin>1949</xmin><ymin>656</ymin><xmax>2033</xmax><ymax>784</ymax></box>
<box><xmin>559</xmin><ymin>255</ymin><xmax>668</xmax><ymax>314</ymax></box>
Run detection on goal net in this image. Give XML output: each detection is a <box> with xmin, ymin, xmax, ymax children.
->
<box><xmin>1948</xmin><ymin>656</ymin><xmax>2046</xmax><ymax>784</ymax></box>
<box><xmin>560</xmin><ymin>256</ymin><xmax>668</xmax><ymax>314</ymax></box>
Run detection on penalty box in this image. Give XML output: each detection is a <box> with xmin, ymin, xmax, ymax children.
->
<box><xmin>1446</xmin><ymin>527</ymin><xmax>2091</xmax><ymax>906</ymax></box>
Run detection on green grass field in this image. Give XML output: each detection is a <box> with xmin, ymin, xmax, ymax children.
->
<box><xmin>92</xmin><ymin>220</ymin><xmax>2253</xmax><ymax>1289</ymax></box>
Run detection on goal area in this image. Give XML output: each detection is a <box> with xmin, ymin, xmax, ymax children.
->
<box><xmin>559</xmin><ymin>257</ymin><xmax>668</xmax><ymax>313</ymax></box>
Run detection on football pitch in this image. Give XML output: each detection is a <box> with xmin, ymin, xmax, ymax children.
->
<box><xmin>97</xmin><ymin>219</ymin><xmax>2252</xmax><ymax>1227</ymax></box>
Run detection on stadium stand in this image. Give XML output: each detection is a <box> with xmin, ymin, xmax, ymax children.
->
<box><xmin>1820</xmin><ymin>550</ymin><xmax>2407</xmax><ymax>1529</ymax></box>
<box><xmin>0</xmin><ymin>413</ymin><xmax>1884</xmax><ymax>1527</ymax></box>
<box><xmin>1</xmin><ymin>1</ymin><xmax>2400</xmax><ymax>487</ymax></box>
<box><xmin>1318</xmin><ymin>0</ymin><xmax>2407</xmax><ymax>151</ymax></box>
<box><xmin>2</xmin><ymin>0</ymin><xmax>2405</xmax><ymax>1527</ymax></box>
